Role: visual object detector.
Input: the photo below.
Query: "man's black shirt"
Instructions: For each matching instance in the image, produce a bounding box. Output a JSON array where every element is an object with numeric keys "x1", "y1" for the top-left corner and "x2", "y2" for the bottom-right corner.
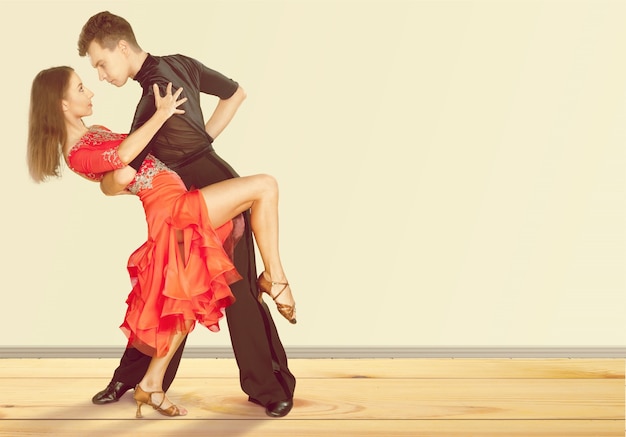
[{"x1": 129, "y1": 53, "x2": 239, "y2": 170}]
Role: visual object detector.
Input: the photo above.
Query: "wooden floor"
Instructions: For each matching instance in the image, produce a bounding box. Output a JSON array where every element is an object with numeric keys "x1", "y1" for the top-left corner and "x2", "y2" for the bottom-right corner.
[{"x1": 0, "y1": 358, "x2": 623, "y2": 436}]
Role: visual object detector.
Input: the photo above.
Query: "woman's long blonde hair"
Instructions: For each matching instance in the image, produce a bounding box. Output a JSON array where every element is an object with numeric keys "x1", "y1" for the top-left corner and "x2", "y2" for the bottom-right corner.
[{"x1": 27, "y1": 66, "x2": 73, "y2": 183}]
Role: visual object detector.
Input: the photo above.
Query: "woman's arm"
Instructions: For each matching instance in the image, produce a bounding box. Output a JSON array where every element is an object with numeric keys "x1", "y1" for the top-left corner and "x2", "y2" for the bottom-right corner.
[
  {"x1": 69, "y1": 84, "x2": 187, "y2": 176},
  {"x1": 97, "y1": 84, "x2": 186, "y2": 195}
]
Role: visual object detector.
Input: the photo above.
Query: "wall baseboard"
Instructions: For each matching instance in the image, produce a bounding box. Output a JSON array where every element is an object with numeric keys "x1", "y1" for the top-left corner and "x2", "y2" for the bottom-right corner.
[{"x1": 1, "y1": 346, "x2": 625, "y2": 359}]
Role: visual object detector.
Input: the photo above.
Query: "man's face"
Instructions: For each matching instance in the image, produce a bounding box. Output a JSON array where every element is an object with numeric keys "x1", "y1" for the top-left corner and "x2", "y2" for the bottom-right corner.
[{"x1": 86, "y1": 40, "x2": 131, "y2": 87}]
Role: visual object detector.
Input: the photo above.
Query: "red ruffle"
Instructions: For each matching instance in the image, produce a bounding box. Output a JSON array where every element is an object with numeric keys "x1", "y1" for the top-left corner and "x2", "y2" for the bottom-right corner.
[{"x1": 120, "y1": 173, "x2": 241, "y2": 357}]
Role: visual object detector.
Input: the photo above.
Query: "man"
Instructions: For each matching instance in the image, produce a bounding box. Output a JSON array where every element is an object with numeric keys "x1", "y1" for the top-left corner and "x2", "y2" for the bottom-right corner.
[{"x1": 77, "y1": 11, "x2": 295, "y2": 417}]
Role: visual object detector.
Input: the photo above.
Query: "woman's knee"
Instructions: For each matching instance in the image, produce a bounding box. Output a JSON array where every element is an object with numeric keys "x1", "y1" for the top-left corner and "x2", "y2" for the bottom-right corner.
[{"x1": 256, "y1": 173, "x2": 278, "y2": 196}]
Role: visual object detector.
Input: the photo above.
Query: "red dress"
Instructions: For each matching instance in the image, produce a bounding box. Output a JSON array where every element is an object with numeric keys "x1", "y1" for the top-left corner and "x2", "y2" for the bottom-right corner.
[{"x1": 67, "y1": 125, "x2": 241, "y2": 357}]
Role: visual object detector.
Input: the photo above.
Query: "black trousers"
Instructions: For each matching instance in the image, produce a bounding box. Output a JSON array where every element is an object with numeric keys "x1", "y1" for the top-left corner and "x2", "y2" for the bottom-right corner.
[{"x1": 112, "y1": 150, "x2": 295, "y2": 405}]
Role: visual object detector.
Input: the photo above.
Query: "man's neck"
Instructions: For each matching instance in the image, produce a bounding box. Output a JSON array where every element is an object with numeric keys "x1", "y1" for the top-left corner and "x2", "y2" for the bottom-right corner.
[{"x1": 129, "y1": 51, "x2": 149, "y2": 79}]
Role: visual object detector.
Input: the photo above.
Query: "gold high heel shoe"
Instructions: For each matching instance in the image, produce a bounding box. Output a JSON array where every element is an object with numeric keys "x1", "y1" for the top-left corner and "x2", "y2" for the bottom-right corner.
[
  {"x1": 257, "y1": 272, "x2": 297, "y2": 324},
  {"x1": 133, "y1": 385, "x2": 183, "y2": 418}
]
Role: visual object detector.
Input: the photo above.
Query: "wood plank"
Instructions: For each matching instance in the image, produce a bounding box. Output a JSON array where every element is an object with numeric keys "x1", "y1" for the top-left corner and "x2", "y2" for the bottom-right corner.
[
  {"x1": 0, "y1": 358, "x2": 622, "y2": 437},
  {"x1": 0, "y1": 419, "x2": 622, "y2": 437},
  {"x1": 0, "y1": 377, "x2": 621, "y2": 420},
  {"x1": 0, "y1": 358, "x2": 623, "y2": 379}
]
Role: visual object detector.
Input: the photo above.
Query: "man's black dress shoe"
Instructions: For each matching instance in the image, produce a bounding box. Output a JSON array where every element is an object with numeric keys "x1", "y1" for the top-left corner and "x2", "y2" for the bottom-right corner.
[
  {"x1": 249, "y1": 397, "x2": 293, "y2": 417},
  {"x1": 92, "y1": 381, "x2": 134, "y2": 405}
]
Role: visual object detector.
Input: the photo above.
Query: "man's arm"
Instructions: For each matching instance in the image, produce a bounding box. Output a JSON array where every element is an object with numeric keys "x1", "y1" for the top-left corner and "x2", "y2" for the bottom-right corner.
[
  {"x1": 100, "y1": 166, "x2": 137, "y2": 196},
  {"x1": 205, "y1": 86, "x2": 246, "y2": 140}
]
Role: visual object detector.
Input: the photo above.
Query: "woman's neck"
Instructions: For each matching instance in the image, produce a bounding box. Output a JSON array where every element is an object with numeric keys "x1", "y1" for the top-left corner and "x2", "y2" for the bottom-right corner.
[{"x1": 63, "y1": 118, "x2": 88, "y2": 154}]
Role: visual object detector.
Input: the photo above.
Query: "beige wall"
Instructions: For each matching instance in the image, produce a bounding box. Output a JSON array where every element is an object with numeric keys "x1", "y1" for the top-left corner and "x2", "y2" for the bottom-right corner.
[{"x1": 2, "y1": 0, "x2": 624, "y2": 348}]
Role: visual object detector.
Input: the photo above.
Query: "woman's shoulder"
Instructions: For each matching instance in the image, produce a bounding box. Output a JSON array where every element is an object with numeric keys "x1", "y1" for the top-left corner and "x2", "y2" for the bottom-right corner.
[
  {"x1": 64, "y1": 126, "x2": 105, "y2": 154},
  {"x1": 65, "y1": 126, "x2": 124, "y2": 160},
  {"x1": 88, "y1": 124, "x2": 112, "y2": 134},
  {"x1": 85, "y1": 125, "x2": 126, "y2": 143}
]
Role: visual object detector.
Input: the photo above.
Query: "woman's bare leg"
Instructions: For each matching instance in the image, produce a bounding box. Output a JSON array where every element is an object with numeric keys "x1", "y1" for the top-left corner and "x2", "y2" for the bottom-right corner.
[
  {"x1": 136, "y1": 331, "x2": 188, "y2": 415},
  {"x1": 198, "y1": 174, "x2": 295, "y2": 311},
  {"x1": 133, "y1": 174, "x2": 293, "y2": 417}
]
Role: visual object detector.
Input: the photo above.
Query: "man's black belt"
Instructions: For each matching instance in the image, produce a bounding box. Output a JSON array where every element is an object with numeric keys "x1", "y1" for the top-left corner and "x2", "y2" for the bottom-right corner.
[{"x1": 168, "y1": 145, "x2": 215, "y2": 171}]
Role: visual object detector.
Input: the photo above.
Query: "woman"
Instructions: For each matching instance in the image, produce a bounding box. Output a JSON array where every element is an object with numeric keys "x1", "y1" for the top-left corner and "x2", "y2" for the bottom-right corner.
[{"x1": 27, "y1": 66, "x2": 296, "y2": 418}]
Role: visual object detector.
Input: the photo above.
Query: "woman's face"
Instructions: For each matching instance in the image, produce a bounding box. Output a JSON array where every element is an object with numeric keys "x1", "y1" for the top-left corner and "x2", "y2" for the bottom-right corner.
[{"x1": 62, "y1": 71, "x2": 94, "y2": 120}]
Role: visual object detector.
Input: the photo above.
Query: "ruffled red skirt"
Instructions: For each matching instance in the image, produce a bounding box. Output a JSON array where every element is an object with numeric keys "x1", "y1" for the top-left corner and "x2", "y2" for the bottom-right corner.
[{"x1": 120, "y1": 172, "x2": 242, "y2": 357}]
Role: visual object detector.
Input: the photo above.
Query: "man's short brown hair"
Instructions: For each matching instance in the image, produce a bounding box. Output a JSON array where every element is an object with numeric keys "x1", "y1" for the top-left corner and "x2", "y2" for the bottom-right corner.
[{"x1": 77, "y1": 11, "x2": 140, "y2": 56}]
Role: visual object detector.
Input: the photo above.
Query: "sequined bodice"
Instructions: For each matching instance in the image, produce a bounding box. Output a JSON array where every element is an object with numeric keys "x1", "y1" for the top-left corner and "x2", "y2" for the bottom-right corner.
[
  {"x1": 126, "y1": 157, "x2": 173, "y2": 194},
  {"x1": 67, "y1": 125, "x2": 175, "y2": 194},
  {"x1": 66, "y1": 126, "x2": 126, "y2": 181}
]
